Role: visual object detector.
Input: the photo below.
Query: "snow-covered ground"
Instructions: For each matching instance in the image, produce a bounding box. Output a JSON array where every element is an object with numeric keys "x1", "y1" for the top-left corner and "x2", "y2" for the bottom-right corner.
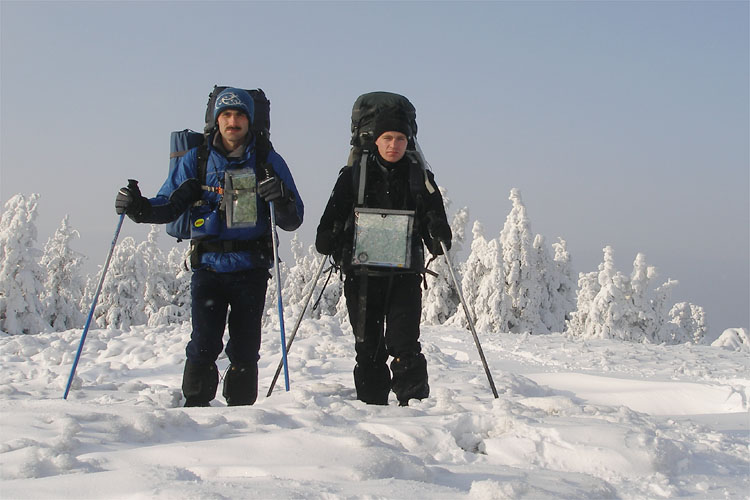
[{"x1": 1, "y1": 320, "x2": 747, "y2": 499}]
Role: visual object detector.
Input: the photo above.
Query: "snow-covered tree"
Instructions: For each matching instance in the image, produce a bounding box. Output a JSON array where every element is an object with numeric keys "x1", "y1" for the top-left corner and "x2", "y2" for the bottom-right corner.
[
  {"x1": 567, "y1": 247, "x2": 695, "y2": 344},
  {"x1": 549, "y1": 238, "x2": 577, "y2": 332},
  {"x1": 533, "y1": 234, "x2": 556, "y2": 332},
  {"x1": 94, "y1": 236, "x2": 148, "y2": 329},
  {"x1": 138, "y1": 226, "x2": 170, "y2": 320},
  {"x1": 148, "y1": 246, "x2": 191, "y2": 326},
  {"x1": 263, "y1": 248, "x2": 290, "y2": 330},
  {"x1": 422, "y1": 196, "x2": 467, "y2": 325},
  {"x1": 447, "y1": 189, "x2": 576, "y2": 334},
  {"x1": 0, "y1": 194, "x2": 49, "y2": 334},
  {"x1": 577, "y1": 246, "x2": 635, "y2": 340},
  {"x1": 334, "y1": 284, "x2": 349, "y2": 327},
  {"x1": 472, "y1": 237, "x2": 510, "y2": 333},
  {"x1": 282, "y1": 235, "x2": 322, "y2": 321},
  {"x1": 566, "y1": 269, "x2": 600, "y2": 336},
  {"x1": 446, "y1": 221, "x2": 490, "y2": 329},
  {"x1": 40, "y1": 215, "x2": 86, "y2": 330},
  {"x1": 647, "y1": 275, "x2": 679, "y2": 343},
  {"x1": 499, "y1": 189, "x2": 545, "y2": 333},
  {"x1": 313, "y1": 255, "x2": 343, "y2": 319},
  {"x1": 668, "y1": 302, "x2": 707, "y2": 345}
]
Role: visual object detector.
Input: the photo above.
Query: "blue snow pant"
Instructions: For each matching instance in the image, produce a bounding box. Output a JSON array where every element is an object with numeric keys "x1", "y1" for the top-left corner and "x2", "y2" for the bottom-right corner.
[{"x1": 344, "y1": 272, "x2": 429, "y2": 405}]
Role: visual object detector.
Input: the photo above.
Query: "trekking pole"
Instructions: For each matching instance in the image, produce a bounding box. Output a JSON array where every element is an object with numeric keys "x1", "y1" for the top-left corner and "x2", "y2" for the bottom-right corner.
[
  {"x1": 440, "y1": 240, "x2": 499, "y2": 398},
  {"x1": 267, "y1": 201, "x2": 290, "y2": 391},
  {"x1": 63, "y1": 213, "x2": 126, "y2": 399},
  {"x1": 267, "y1": 255, "x2": 327, "y2": 397}
]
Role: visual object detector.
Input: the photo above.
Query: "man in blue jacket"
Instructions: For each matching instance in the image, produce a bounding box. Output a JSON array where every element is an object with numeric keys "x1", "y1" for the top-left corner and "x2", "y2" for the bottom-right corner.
[{"x1": 115, "y1": 88, "x2": 304, "y2": 407}]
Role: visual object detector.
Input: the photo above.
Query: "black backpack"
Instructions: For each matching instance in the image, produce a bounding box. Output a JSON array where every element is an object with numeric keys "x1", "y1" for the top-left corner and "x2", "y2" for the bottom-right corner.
[
  {"x1": 166, "y1": 86, "x2": 273, "y2": 240},
  {"x1": 345, "y1": 92, "x2": 434, "y2": 208},
  {"x1": 347, "y1": 91, "x2": 418, "y2": 166}
]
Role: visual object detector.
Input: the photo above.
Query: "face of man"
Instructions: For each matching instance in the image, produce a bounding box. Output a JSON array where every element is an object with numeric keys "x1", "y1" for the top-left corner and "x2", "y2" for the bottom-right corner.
[
  {"x1": 217, "y1": 109, "x2": 250, "y2": 150},
  {"x1": 375, "y1": 131, "x2": 408, "y2": 163}
]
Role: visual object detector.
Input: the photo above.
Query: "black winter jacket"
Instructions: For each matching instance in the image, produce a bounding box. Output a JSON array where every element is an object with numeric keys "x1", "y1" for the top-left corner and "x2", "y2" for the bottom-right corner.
[{"x1": 316, "y1": 152, "x2": 451, "y2": 273}]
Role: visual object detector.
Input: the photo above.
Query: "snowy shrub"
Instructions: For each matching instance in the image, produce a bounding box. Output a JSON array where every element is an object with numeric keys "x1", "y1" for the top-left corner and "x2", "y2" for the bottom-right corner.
[
  {"x1": 711, "y1": 328, "x2": 749, "y2": 352},
  {"x1": 0, "y1": 194, "x2": 49, "y2": 335}
]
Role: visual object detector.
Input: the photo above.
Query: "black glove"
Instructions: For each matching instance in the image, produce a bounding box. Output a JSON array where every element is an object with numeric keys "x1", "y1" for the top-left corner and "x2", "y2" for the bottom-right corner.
[
  {"x1": 425, "y1": 212, "x2": 452, "y2": 255},
  {"x1": 169, "y1": 178, "x2": 203, "y2": 210},
  {"x1": 315, "y1": 221, "x2": 343, "y2": 256},
  {"x1": 258, "y1": 176, "x2": 291, "y2": 203},
  {"x1": 115, "y1": 179, "x2": 151, "y2": 220}
]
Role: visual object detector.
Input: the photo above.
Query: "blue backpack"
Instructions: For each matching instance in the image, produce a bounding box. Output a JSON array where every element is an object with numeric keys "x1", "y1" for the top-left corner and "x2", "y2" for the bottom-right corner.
[{"x1": 166, "y1": 86, "x2": 272, "y2": 241}]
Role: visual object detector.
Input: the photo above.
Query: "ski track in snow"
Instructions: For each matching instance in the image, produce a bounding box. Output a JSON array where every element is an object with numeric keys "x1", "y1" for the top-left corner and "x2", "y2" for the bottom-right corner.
[{"x1": 1, "y1": 320, "x2": 748, "y2": 499}]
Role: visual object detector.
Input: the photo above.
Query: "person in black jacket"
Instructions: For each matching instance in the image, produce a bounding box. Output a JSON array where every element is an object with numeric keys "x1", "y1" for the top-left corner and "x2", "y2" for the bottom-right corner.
[{"x1": 316, "y1": 110, "x2": 452, "y2": 406}]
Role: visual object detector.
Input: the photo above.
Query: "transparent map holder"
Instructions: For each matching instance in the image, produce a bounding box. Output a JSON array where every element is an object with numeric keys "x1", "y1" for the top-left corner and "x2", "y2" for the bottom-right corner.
[
  {"x1": 224, "y1": 168, "x2": 257, "y2": 228},
  {"x1": 352, "y1": 208, "x2": 415, "y2": 268}
]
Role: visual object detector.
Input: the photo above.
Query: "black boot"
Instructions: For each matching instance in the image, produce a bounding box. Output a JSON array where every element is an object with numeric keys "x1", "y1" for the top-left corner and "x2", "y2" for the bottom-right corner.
[
  {"x1": 391, "y1": 353, "x2": 429, "y2": 406},
  {"x1": 223, "y1": 362, "x2": 258, "y2": 406},
  {"x1": 354, "y1": 361, "x2": 391, "y2": 405},
  {"x1": 182, "y1": 360, "x2": 219, "y2": 407}
]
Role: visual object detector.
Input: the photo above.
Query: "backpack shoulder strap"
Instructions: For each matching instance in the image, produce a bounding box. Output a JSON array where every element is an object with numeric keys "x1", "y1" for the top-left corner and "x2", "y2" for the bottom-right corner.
[
  {"x1": 356, "y1": 153, "x2": 368, "y2": 206},
  {"x1": 254, "y1": 132, "x2": 274, "y2": 180},
  {"x1": 348, "y1": 150, "x2": 369, "y2": 207},
  {"x1": 352, "y1": 151, "x2": 434, "y2": 208},
  {"x1": 406, "y1": 151, "x2": 435, "y2": 196},
  {"x1": 196, "y1": 142, "x2": 209, "y2": 184}
]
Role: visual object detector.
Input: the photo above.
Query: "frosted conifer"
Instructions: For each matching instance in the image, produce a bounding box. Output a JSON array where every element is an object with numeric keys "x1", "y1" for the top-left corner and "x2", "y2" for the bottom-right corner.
[
  {"x1": 422, "y1": 193, "x2": 466, "y2": 325},
  {"x1": 0, "y1": 194, "x2": 48, "y2": 334},
  {"x1": 499, "y1": 189, "x2": 545, "y2": 333},
  {"x1": 669, "y1": 302, "x2": 707, "y2": 344},
  {"x1": 148, "y1": 246, "x2": 191, "y2": 326},
  {"x1": 446, "y1": 221, "x2": 489, "y2": 329},
  {"x1": 41, "y1": 215, "x2": 86, "y2": 330},
  {"x1": 550, "y1": 238, "x2": 576, "y2": 332},
  {"x1": 94, "y1": 236, "x2": 148, "y2": 329},
  {"x1": 139, "y1": 226, "x2": 169, "y2": 320}
]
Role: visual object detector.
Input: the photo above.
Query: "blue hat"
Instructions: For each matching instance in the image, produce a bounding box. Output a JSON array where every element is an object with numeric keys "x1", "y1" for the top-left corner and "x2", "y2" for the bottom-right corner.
[{"x1": 213, "y1": 88, "x2": 254, "y2": 125}]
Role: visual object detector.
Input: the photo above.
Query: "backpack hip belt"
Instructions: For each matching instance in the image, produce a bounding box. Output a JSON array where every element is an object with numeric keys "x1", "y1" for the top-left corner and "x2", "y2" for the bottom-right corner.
[{"x1": 188, "y1": 237, "x2": 272, "y2": 268}]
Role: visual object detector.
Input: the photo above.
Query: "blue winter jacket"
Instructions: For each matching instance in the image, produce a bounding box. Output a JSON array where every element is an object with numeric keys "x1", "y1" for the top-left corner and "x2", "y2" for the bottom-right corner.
[{"x1": 148, "y1": 135, "x2": 303, "y2": 273}]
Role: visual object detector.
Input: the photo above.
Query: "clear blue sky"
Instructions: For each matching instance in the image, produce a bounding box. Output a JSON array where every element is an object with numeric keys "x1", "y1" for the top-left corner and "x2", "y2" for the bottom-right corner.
[{"x1": 2, "y1": 1, "x2": 748, "y2": 333}]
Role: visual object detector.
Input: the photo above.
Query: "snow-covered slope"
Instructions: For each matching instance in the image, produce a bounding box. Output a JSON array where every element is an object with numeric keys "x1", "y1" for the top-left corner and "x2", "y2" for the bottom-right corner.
[{"x1": 1, "y1": 320, "x2": 747, "y2": 499}]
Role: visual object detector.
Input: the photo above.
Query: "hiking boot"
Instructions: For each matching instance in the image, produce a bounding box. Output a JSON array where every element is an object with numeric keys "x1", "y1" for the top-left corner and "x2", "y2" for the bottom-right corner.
[
  {"x1": 354, "y1": 361, "x2": 391, "y2": 405},
  {"x1": 223, "y1": 362, "x2": 258, "y2": 406},
  {"x1": 182, "y1": 360, "x2": 219, "y2": 407},
  {"x1": 391, "y1": 353, "x2": 429, "y2": 406}
]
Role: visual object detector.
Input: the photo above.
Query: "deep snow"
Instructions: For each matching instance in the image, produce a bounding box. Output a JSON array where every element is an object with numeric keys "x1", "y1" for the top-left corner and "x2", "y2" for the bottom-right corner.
[{"x1": 1, "y1": 319, "x2": 748, "y2": 499}]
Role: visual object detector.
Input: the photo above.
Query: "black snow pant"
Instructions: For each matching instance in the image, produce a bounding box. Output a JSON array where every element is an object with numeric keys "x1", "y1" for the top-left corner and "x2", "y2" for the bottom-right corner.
[
  {"x1": 182, "y1": 268, "x2": 269, "y2": 407},
  {"x1": 344, "y1": 272, "x2": 429, "y2": 406}
]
